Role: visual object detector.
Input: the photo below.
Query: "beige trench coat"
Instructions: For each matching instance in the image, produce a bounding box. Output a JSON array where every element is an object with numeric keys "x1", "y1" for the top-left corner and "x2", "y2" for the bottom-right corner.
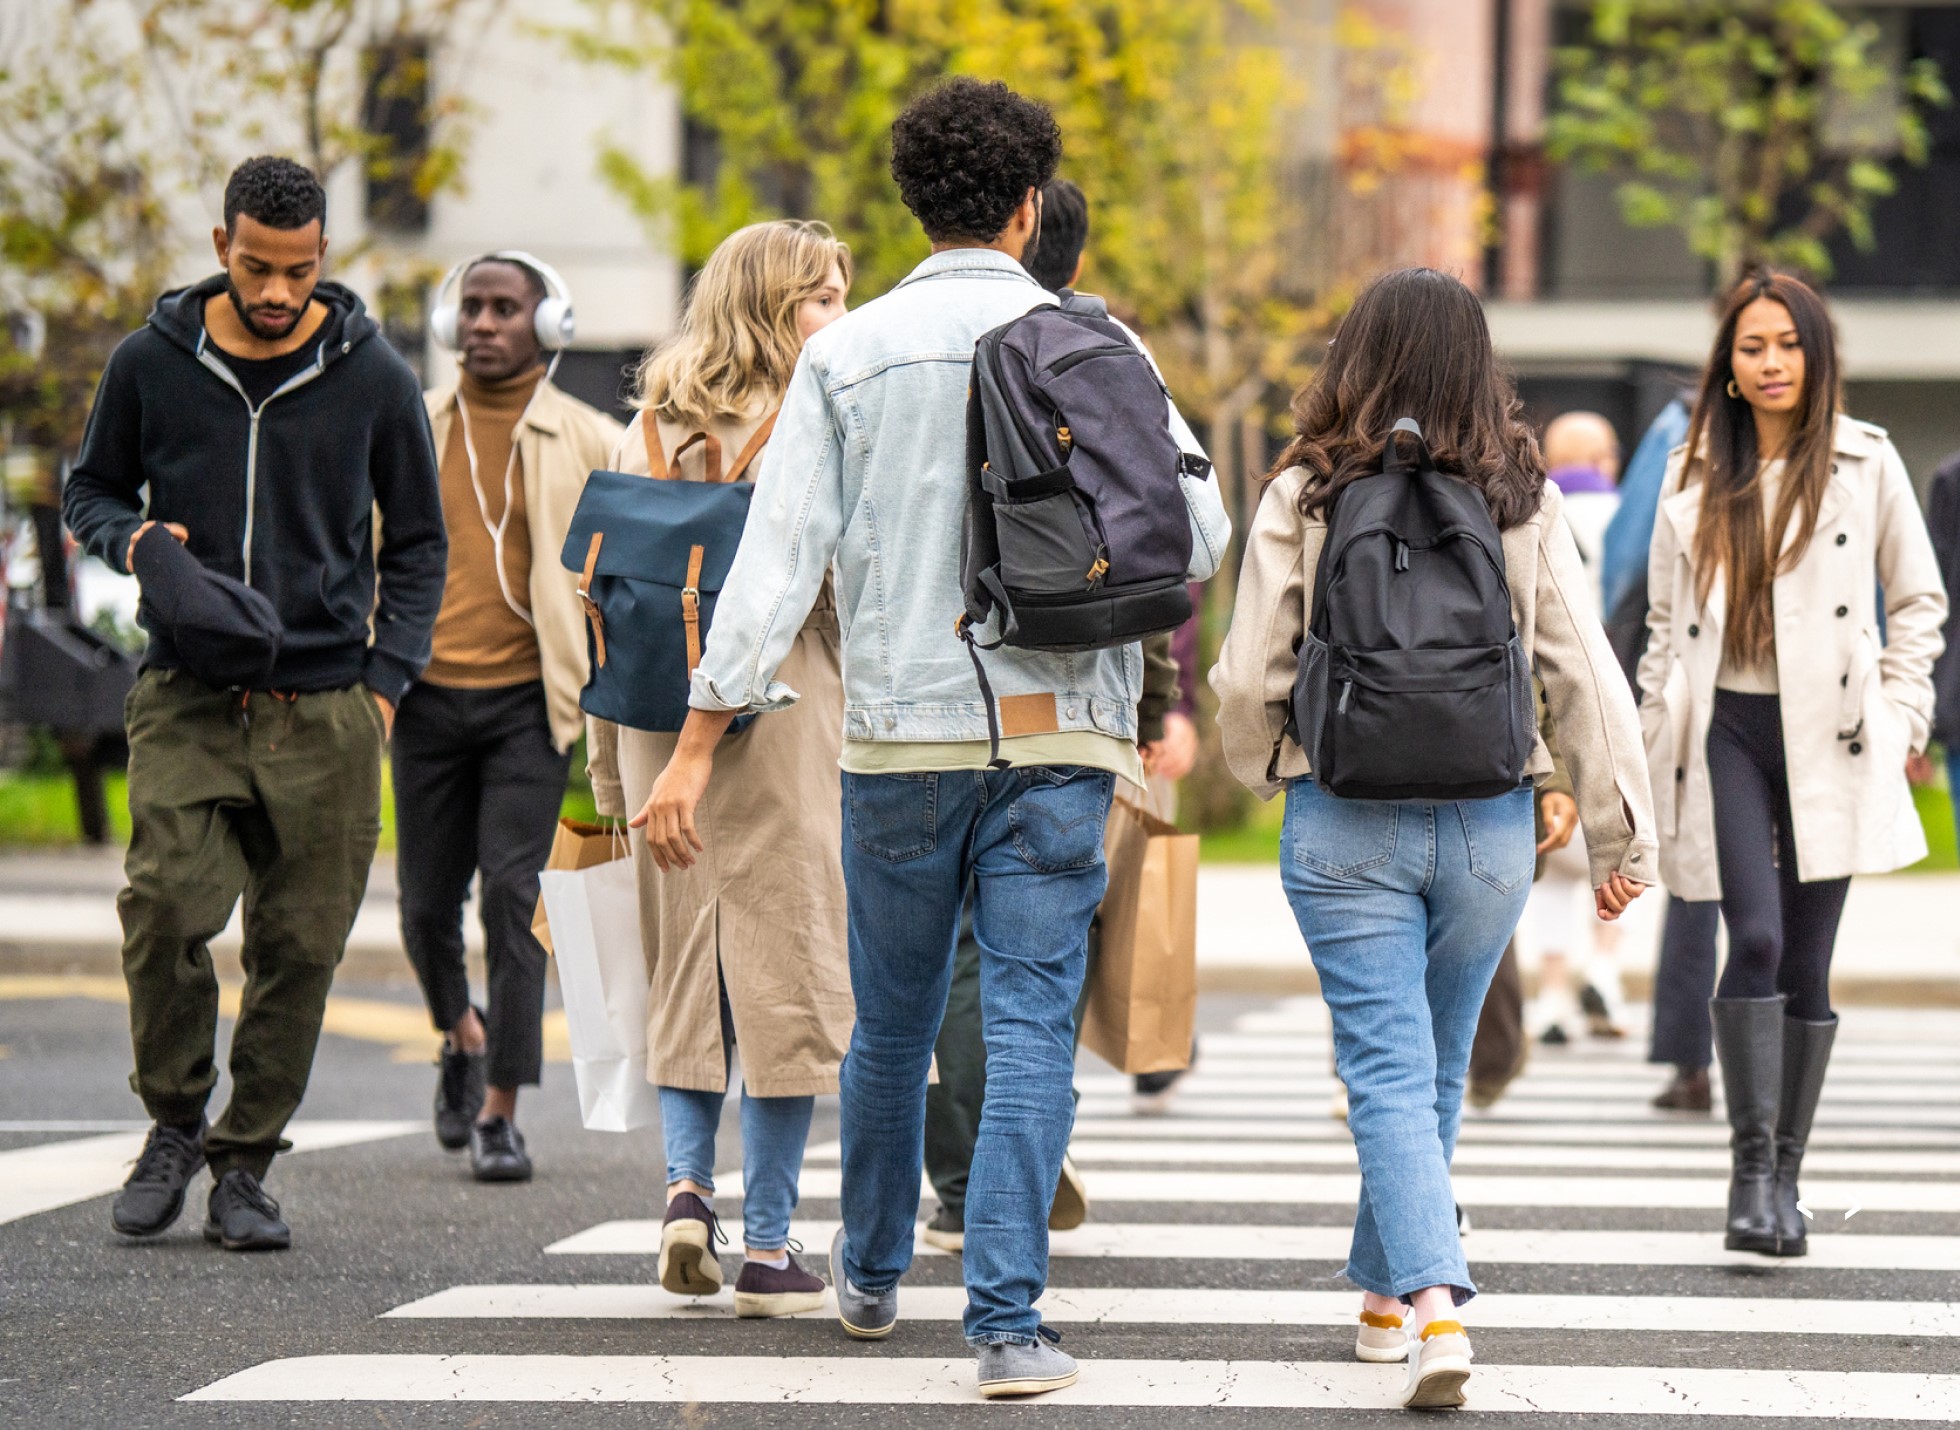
[
  {"x1": 586, "y1": 407, "x2": 852, "y2": 1097},
  {"x1": 423, "y1": 379, "x2": 623, "y2": 752},
  {"x1": 1637, "y1": 414, "x2": 1947, "y2": 901}
]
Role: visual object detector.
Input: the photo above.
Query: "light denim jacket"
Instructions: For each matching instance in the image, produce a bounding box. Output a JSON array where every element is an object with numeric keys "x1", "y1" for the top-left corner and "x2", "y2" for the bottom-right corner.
[{"x1": 690, "y1": 248, "x2": 1232, "y2": 744}]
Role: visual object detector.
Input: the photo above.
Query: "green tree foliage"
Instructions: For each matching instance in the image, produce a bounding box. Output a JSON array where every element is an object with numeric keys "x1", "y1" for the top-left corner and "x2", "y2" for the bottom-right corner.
[{"x1": 1547, "y1": 0, "x2": 1950, "y2": 286}]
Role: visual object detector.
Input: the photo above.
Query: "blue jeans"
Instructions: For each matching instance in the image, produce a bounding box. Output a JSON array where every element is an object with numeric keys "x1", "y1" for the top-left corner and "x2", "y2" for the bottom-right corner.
[
  {"x1": 837, "y1": 765, "x2": 1115, "y2": 1345},
  {"x1": 658, "y1": 983, "x2": 814, "y2": 1253},
  {"x1": 1280, "y1": 779, "x2": 1535, "y2": 1306}
]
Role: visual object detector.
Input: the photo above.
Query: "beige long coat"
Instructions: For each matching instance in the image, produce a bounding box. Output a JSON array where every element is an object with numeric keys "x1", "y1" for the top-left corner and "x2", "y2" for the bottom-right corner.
[
  {"x1": 1636, "y1": 414, "x2": 1947, "y2": 901},
  {"x1": 1213, "y1": 470, "x2": 1660, "y2": 889},
  {"x1": 586, "y1": 406, "x2": 852, "y2": 1097}
]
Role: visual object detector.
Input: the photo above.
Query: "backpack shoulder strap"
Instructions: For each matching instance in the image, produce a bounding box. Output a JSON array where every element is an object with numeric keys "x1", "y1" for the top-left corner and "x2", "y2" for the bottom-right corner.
[
  {"x1": 722, "y1": 410, "x2": 780, "y2": 485},
  {"x1": 1057, "y1": 288, "x2": 1109, "y2": 319},
  {"x1": 641, "y1": 407, "x2": 724, "y2": 483}
]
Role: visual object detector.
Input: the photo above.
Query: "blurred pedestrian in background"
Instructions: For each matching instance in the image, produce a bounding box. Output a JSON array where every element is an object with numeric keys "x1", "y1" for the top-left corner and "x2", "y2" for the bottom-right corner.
[
  {"x1": 1638, "y1": 270, "x2": 1945, "y2": 1257},
  {"x1": 593, "y1": 220, "x2": 857, "y2": 1318},
  {"x1": 1923, "y1": 446, "x2": 1960, "y2": 840},
  {"x1": 397, "y1": 251, "x2": 621, "y2": 1183},
  {"x1": 1529, "y1": 411, "x2": 1630, "y2": 1044},
  {"x1": 63, "y1": 156, "x2": 446, "y2": 1251},
  {"x1": 1216, "y1": 266, "x2": 1655, "y2": 1408}
]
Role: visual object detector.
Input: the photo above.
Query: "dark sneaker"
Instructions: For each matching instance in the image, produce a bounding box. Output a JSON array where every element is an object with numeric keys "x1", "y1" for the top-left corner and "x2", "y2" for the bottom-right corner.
[
  {"x1": 922, "y1": 1204, "x2": 964, "y2": 1253},
  {"x1": 1049, "y1": 1153, "x2": 1088, "y2": 1231},
  {"x1": 829, "y1": 1226, "x2": 897, "y2": 1339},
  {"x1": 977, "y1": 1325, "x2": 1077, "y2": 1398},
  {"x1": 733, "y1": 1251, "x2": 826, "y2": 1318},
  {"x1": 434, "y1": 1035, "x2": 486, "y2": 1151},
  {"x1": 468, "y1": 1117, "x2": 532, "y2": 1183},
  {"x1": 111, "y1": 1119, "x2": 207, "y2": 1238},
  {"x1": 659, "y1": 1191, "x2": 725, "y2": 1296},
  {"x1": 1131, "y1": 1036, "x2": 1199, "y2": 1114},
  {"x1": 203, "y1": 1168, "x2": 290, "y2": 1251}
]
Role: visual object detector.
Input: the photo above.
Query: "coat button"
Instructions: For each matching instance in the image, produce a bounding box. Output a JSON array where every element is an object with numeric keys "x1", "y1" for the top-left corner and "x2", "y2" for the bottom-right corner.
[
  {"x1": 1836, "y1": 606, "x2": 1849, "y2": 617},
  {"x1": 1836, "y1": 533, "x2": 1848, "y2": 546},
  {"x1": 1675, "y1": 767, "x2": 1685, "y2": 781},
  {"x1": 1687, "y1": 624, "x2": 1700, "y2": 638},
  {"x1": 1832, "y1": 463, "x2": 1840, "y2": 474},
  {"x1": 1849, "y1": 742, "x2": 1863, "y2": 755}
]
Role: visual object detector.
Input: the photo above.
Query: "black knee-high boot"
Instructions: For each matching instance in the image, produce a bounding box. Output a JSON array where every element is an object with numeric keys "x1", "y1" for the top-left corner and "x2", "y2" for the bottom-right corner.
[
  {"x1": 1710, "y1": 996, "x2": 1785, "y2": 1255},
  {"x1": 1770, "y1": 1014, "x2": 1837, "y2": 1256}
]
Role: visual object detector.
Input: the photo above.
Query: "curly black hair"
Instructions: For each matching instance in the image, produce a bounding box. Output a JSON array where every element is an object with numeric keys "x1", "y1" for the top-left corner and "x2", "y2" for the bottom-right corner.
[
  {"x1": 1024, "y1": 179, "x2": 1089, "y2": 292},
  {"x1": 889, "y1": 79, "x2": 1062, "y2": 243},
  {"x1": 223, "y1": 156, "x2": 327, "y2": 235}
]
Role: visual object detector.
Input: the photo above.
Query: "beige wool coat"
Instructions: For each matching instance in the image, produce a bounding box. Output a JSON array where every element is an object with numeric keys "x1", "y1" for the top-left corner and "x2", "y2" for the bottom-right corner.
[
  {"x1": 1636, "y1": 414, "x2": 1947, "y2": 901},
  {"x1": 586, "y1": 406, "x2": 852, "y2": 1097},
  {"x1": 1213, "y1": 468, "x2": 1660, "y2": 889},
  {"x1": 423, "y1": 379, "x2": 623, "y2": 752}
]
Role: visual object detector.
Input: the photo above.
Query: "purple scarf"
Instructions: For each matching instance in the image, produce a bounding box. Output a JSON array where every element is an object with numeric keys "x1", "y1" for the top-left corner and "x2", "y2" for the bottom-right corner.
[{"x1": 1547, "y1": 464, "x2": 1618, "y2": 495}]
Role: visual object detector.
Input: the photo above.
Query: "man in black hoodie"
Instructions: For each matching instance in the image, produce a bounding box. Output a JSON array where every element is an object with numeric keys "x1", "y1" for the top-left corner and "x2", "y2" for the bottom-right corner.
[{"x1": 63, "y1": 156, "x2": 446, "y2": 1251}]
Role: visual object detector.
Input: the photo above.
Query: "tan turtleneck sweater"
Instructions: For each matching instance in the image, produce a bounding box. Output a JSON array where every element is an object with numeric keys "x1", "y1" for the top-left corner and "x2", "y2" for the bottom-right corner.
[{"x1": 424, "y1": 366, "x2": 544, "y2": 688}]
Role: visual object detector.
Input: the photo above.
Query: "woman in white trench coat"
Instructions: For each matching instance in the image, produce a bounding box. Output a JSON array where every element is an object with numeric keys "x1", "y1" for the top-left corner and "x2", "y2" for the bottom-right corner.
[{"x1": 1638, "y1": 270, "x2": 1946, "y2": 1259}]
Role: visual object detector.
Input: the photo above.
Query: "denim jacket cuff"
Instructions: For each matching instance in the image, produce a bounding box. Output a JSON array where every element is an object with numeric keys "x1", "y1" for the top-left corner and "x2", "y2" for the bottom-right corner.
[{"x1": 689, "y1": 670, "x2": 801, "y2": 714}]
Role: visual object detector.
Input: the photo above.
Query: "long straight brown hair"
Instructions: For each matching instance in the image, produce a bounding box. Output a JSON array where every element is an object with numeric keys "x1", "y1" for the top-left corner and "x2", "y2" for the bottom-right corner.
[
  {"x1": 1273, "y1": 267, "x2": 1545, "y2": 529},
  {"x1": 1685, "y1": 271, "x2": 1840, "y2": 670}
]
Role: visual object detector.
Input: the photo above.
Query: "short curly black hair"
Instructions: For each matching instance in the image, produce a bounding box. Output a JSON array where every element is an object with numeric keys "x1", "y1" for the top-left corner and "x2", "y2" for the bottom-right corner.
[
  {"x1": 223, "y1": 156, "x2": 327, "y2": 235},
  {"x1": 889, "y1": 79, "x2": 1062, "y2": 244}
]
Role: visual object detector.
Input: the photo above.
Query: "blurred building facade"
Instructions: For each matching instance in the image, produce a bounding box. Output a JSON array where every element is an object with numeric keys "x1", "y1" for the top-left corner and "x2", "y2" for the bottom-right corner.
[{"x1": 1339, "y1": 0, "x2": 1960, "y2": 481}]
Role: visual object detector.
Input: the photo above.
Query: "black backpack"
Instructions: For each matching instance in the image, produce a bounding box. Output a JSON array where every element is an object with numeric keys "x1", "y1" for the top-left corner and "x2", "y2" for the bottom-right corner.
[
  {"x1": 1288, "y1": 418, "x2": 1533, "y2": 800},
  {"x1": 959, "y1": 291, "x2": 1203, "y2": 652}
]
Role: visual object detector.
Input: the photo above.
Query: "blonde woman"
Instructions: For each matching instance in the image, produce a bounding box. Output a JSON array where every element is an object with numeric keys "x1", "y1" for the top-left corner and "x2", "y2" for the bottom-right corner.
[{"x1": 588, "y1": 220, "x2": 854, "y2": 1317}]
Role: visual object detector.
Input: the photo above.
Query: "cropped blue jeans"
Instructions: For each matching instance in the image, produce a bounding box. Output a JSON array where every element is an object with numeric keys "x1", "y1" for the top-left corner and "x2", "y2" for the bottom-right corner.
[{"x1": 1280, "y1": 778, "x2": 1536, "y2": 1305}]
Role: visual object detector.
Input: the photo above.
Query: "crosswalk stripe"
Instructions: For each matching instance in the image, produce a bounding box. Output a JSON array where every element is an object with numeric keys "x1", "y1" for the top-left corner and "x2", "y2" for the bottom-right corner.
[
  {"x1": 0, "y1": 1120, "x2": 422, "y2": 1226},
  {"x1": 1069, "y1": 1116, "x2": 1960, "y2": 1148},
  {"x1": 1107, "y1": 1058, "x2": 1960, "y2": 1084},
  {"x1": 1081, "y1": 1076, "x2": 1940, "y2": 1103},
  {"x1": 380, "y1": 1284, "x2": 1960, "y2": 1336},
  {"x1": 803, "y1": 1137, "x2": 1960, "y2": 1175},
  {"x1": 1075, "y1": 1095, "x2": 1960, "y2": 1128},
  {"x1": 1186, "y1": 1034, "x2": 1960, "y2": 1066},
  {"x1": 714, "y1": 1165, "x2": 1960, "y2": 1211},
  {"x1": 179, "y1": 1354, "x2": 1960, "y2": 1416},
  {"x1": 544, "y1": 1219, "x2": 1960, "y2": 1271}
]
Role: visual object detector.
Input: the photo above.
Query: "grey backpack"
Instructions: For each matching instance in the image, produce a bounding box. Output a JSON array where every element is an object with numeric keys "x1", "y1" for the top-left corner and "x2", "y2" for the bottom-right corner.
[{"x1": 957, "y1": 292, "x2": 1203, "y2": 753}]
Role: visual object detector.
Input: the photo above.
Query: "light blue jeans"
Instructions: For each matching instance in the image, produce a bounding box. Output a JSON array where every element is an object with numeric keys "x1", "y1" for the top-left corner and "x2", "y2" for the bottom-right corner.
[
  {"x1": 658, "y1": 981, "x2": 814, "y2": 1253},
  {"x1": 836, "y1": 765, "x2": 1115, "y2": 1346},
  {"x1": 1280, "y1": 778, "x2": 1536, "y2": 1305}
]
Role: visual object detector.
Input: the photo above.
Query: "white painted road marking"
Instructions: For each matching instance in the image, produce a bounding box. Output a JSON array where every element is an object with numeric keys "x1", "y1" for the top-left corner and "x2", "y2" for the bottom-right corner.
[{"x1": 181, "y1": 1355, "x2": 1960, "y2": 1416}]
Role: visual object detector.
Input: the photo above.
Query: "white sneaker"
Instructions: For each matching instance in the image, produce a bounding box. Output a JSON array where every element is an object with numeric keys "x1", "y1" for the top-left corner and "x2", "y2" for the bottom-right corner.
[
  {"x1": 1400, "y1": 1320, "x2": 1473, "y2": 1409},
  {"x1": 1355, "y1": 1309, "x2": 1406, "y2": 1363}
]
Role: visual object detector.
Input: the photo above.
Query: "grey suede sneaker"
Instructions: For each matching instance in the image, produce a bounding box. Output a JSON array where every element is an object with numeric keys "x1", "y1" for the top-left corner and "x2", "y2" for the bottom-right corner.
[
  {"x1": 828, "y1": 1226, "x2": 897, "y2": 1339},
  {"x1": 977, "y1": 1326, "x2": 1077, "y2": 1399}
]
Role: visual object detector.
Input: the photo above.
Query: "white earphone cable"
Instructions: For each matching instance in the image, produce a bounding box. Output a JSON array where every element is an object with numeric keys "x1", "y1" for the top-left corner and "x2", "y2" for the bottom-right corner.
[{"x1": 451, "y1": 352, "x2": 560, "y2": 630}]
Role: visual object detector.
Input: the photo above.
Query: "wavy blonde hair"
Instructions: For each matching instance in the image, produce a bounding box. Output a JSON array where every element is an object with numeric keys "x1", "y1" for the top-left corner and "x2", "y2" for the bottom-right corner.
[{"x1": 636, "y1": 219, "x2": 853, "y2": 425}]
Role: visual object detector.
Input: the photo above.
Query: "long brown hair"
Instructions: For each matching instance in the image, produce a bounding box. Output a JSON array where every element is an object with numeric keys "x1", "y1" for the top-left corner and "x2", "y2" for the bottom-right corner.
[
  {"x1": 1684, "y1": 271, "x2": 1840, "y2": 671},
  {"x1": 1274, "y1": 267, "x2": 1545, "y2": 529}
]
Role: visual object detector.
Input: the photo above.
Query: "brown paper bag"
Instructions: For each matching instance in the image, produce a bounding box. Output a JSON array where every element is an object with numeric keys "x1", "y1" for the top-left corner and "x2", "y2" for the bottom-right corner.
[
  {"x1": 1080, "y1": 795, "x2": 1199, "y2": 1074},
  {"x1": 532, "y1": 818, "x2": 629, "y2": 956}
]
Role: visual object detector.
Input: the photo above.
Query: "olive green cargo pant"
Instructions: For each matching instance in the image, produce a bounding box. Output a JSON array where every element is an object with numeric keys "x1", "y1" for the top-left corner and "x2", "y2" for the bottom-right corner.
[{"x1": 118, "y1": 670, "x2": 383, "y2": 1179}]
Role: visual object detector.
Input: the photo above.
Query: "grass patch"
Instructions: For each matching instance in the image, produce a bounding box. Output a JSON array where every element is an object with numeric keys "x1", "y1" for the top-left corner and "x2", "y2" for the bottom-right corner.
[{"x1": 0, "y1": 752, "x2": 600, "y2": 851}]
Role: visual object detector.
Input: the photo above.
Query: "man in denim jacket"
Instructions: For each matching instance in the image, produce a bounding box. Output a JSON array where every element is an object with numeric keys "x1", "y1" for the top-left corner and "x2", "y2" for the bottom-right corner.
[{"x1": 636, "y1": 80, "x2": 1229, "y2": 1397}]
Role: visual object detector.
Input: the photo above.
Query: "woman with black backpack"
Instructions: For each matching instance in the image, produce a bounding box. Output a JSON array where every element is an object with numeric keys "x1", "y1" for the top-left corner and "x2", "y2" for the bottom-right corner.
[
  {"x1": 1638, "y1": 271, "x2": 1944, "y2": 1259},
  {"x1": 1214, "y1": 267, "x2": 1657, "y2": 1409},
  {"x1": 587, "y1": 220, "x2": 856, "y2": 1318}
]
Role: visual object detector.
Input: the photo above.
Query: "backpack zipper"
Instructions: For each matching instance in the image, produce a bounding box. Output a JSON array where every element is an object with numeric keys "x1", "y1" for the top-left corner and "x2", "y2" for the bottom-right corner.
[
  {"x1": 1394, "y1": 540, "x2": 1410, "y2": 572},
  {"x1": 1338, "y1": 680, "x2": 1354, "y2": 715}
]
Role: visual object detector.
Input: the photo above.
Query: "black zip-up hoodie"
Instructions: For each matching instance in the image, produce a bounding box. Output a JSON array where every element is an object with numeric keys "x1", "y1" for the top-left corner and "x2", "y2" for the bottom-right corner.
[{"x1": 62, "y1": 276, "x2": 446, "y2": 702}]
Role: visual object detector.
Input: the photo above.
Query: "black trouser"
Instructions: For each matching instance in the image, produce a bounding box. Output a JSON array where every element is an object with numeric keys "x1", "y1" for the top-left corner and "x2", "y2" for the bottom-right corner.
[
  {"x1": 1707, "y1": 691, "x2": 1848, "y2": 1023},
  {"x1": 1647, "y1": 895, "x2": 1723, "y2": 1069},
  {"x1": 392, "y1": 680, "x2": 568, "y2": 1089}
]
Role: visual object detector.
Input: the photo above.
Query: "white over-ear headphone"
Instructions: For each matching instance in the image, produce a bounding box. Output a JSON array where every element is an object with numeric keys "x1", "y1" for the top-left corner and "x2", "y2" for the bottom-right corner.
[{"x1": 429, "y1": 250, "x2": 576, "y2": 351}]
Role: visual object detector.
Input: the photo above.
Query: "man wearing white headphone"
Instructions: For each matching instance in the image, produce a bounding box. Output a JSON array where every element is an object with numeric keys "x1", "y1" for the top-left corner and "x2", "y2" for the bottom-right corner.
[{"x1": 396, "y1": 251, "x2": 622, "y2": 1181}]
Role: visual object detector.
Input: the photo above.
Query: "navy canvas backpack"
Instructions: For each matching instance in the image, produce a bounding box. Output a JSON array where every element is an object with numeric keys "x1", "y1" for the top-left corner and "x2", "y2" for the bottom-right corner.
[
  {"x1": 1288, "y1": 418, "x2": 1533, "y2": 801},
  {"x1": 562, "y1": 412, "x2": 775, "y2": 733}
]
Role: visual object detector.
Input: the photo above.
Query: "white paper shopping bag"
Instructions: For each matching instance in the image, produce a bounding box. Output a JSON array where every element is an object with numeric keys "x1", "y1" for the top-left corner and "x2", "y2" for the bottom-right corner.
[{"x1": 540, "y1": 842, "x2": 660, "y2": 1132}]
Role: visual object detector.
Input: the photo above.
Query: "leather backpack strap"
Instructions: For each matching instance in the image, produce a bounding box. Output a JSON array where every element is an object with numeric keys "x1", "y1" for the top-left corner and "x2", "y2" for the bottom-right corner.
[
  {"x1": 641, "y1": 409, "x2": 669, "y2": 480},
  {"x1": 721, "y1": 410, "x2": 781, "y2": 484},
  {"x1": 577, "y1": 532, "x2": 608, "y2": 668},
  {"x1": 671, "y1": 431, "x2": 724, "y2": 485},
  {"x1": 681, "y1": 543, "x2": 707, "y2": 674}
]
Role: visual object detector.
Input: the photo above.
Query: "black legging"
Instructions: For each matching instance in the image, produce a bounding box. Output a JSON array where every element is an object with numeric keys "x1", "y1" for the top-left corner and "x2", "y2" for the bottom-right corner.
[{"x1": 1707, "y1": 690, "x2": 1847, "y2": 1021}]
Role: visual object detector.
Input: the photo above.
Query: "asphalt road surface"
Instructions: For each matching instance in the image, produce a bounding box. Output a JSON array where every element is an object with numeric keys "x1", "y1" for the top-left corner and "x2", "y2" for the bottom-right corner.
[{"x1": 4, "y1": 972, "x2": 1959, "y2": 1428}]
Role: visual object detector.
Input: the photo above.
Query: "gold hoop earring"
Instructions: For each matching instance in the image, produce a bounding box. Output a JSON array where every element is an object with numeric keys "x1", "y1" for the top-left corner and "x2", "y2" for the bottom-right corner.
[{"x1": 1726, "y1": 379, "x2": 1741, "y2": 399}]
